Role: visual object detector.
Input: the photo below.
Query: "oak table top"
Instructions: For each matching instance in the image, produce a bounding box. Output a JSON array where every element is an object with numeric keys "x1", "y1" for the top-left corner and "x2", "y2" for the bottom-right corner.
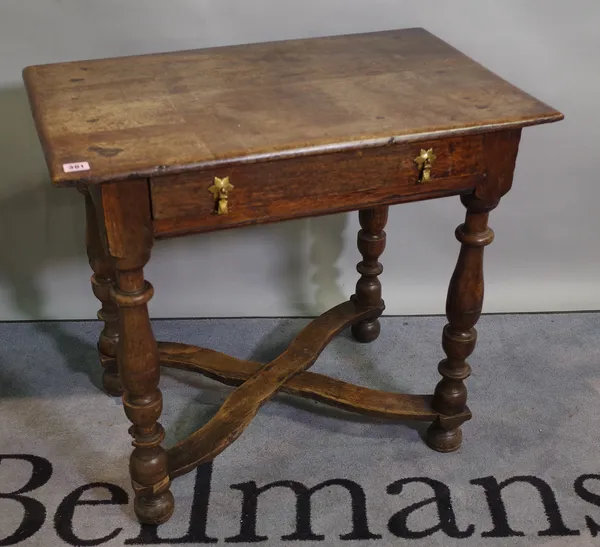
[{"x1": 23, "y1": 27, "x2": 561, "y2": 187}]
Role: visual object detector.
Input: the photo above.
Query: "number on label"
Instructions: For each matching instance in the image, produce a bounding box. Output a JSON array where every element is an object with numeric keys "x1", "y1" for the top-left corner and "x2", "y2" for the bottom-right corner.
[{"x1": 63, "y1": 161, "x2": 90, "y2": 173}]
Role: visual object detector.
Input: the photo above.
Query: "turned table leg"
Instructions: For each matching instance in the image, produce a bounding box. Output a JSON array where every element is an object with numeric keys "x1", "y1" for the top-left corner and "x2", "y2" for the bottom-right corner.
[
  {"x1": 426, "y1": 193, "x2": 497, "y2": 452},
  {"x1": 92, "y1": 181, "x2": 174, "y2": 524},
  {"x1": 83, "y1": 189, "x2": 122, "y2": 396},
  {"x1": 351, "y1": 206, "x2": 388, "y2": 343},
  {"x1": 113, "y1": 258, "x2": 173, "y2": 523}
]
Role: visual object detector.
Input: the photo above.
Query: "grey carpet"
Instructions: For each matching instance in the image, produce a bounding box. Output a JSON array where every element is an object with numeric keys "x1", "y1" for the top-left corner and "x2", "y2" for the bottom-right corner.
[{"x1": 1, "y1": 313, "x2": 600, "y2": 546}]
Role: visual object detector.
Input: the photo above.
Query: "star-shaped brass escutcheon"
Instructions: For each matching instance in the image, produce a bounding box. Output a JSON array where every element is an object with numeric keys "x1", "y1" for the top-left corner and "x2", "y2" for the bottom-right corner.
[
  {"x1": 208, "y1": 176, "x2": 234, "y2": 215},
  {"x1": 414, "y1": 148, "x2": 437, "y2": 183}
]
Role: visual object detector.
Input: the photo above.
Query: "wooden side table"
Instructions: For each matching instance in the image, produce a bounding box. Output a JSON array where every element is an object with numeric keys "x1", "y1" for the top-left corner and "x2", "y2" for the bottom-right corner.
[{"x1": 23, "y1": 28, "x2": 563, "y2": 524}]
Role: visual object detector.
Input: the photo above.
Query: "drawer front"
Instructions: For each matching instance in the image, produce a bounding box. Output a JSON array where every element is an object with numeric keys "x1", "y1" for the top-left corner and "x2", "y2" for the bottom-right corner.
[{"x1": 151, "y1": 135, "x2": 484, "y2": 237}]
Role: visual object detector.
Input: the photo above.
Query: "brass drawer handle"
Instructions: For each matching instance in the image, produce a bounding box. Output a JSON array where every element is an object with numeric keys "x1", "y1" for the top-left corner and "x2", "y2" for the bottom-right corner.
[
  {"x1": 208, "y1": 176, "x2": 234, "y2": 215},
  {"x1": 414, "y1": 148, "x2": 436, "y2": 183}
]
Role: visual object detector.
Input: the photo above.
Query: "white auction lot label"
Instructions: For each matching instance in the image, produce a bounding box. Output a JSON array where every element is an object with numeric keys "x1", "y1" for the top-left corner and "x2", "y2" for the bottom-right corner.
[{"x1": 62, "y1": 161, "x2": 90, "y2": 173}]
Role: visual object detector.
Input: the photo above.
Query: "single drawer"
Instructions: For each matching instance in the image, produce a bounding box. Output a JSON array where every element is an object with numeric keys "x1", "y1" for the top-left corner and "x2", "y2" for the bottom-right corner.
[{"x1": 151, "y1": 134, "x2": 485, "y2": 237}]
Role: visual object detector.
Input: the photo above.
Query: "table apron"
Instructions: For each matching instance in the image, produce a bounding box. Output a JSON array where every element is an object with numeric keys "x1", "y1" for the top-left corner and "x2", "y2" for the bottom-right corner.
[{"x1": 150, "y1": 134, "x2": 486, "y2": 238}]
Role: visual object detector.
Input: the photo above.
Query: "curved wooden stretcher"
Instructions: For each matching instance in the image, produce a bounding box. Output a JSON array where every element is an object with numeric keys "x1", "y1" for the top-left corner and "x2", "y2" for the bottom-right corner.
[{"x1": 158, "y1": 300, "x2": 471, "y2": 480}]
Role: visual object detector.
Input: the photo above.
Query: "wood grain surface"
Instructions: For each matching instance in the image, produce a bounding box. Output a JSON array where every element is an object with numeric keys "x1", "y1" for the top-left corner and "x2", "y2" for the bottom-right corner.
[
  {"x1": 23, "y1": 28, "x2": 562, "y2": 187},
  {"x1": 92, "y1": 180, "x2": 174, "y2": 523},
  {"x1": 151, "y1": 134, "x2": 483, "y2": 236},
  {"x1": 165, "y1": 299, "x2": 382, "y2": 479},
  {"x1": 157, "y1": 342, "x2": 453, "y2": 422}
]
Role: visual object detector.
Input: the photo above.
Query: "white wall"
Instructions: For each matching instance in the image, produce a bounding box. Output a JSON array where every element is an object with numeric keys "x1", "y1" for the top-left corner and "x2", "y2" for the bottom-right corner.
[{"x1": 0, "y1": 0, "x2": 598, "y2": 320}]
